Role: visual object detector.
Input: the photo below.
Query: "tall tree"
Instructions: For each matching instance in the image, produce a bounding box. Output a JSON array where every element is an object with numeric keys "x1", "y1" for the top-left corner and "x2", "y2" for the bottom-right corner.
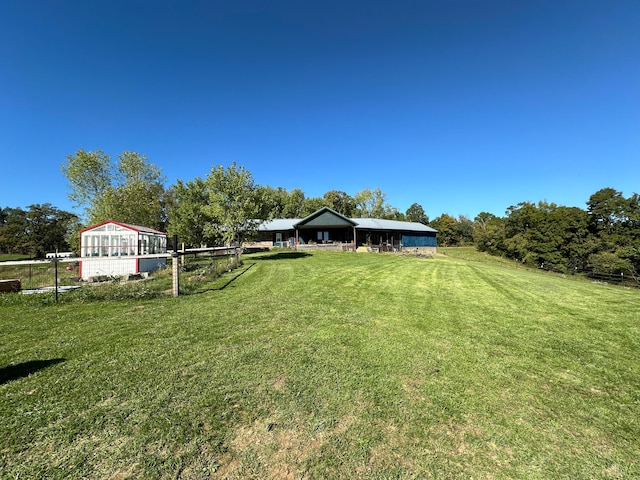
[
  {"x1": 382, "y1": 206, "x2": 405, "y2": 221},
  {"x1": 323, "y1": 190, "x2": 356, "y2": 217},
  {"x1": 62, "y1": 149, "x2": 167, "y2": 229},
  {"x1": 473, "y1": 212, "x2": 505, "y2": 254},
  {"x1": 168, "y1": 177, "x2": 213, "y2": 247},
  {"x1": 456, "y1": 215, "x2": 474, "y2": 244},
  {"x1": 587, "y1": 188, "x2": 640, "y2": 272},
  {"x1": 587, "y1": 188, "x2": 627, "y2": 235},
  {"x1": 202, "y1": 163, "x2": 262, "y2": 246},
  {"x1": 354, "y1": 188, "x2": 388, "y2": 218},
  {"x1": 405, "y1": 203, "x2": 429, "y2": 224},
  {"x1": 256, "y1": 185, "x2": 288, "y2": 219},
  {"x1": 282, "y1": 188, "x2": 306, "y2": 218},
  {"x1": 25, "y1": 204, "x2": 80, "y2": 257},
  {"x1": 61, "y1": 149, "x2": 112, "y2": 214},
  {"x1": 301, "y1": 197, "x2": 327, "y2": 217},
  {"x1": 430, "y1": 214, "x2": 459, "y2": 247},
  {"x1": 0, "y1": 204, "x2": 79, "y2": 257},
  {"x1": 0, "y1": 207, "x2": 29, "y2": 254}
]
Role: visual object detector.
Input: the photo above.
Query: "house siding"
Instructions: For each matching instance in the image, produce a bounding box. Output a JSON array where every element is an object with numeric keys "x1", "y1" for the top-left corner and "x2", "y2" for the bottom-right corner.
[{"x1": 402, "y1": 232, "x2": 437, "y2": 247}]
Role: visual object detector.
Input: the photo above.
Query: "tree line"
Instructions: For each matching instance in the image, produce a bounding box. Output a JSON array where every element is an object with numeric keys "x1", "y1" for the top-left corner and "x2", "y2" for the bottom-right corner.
[
  {"x1": 0, "y1": 204, "x2": 81, "y2": 257},
  {"x1": 0, "y1": 150, "x2": 430, "y2": 256},
  {"x1": 2, "y1": 149, "x2": 638, "y2": 277},
  {"x1": 472, "y1": 189, "x2": 640, "y2": 275}
]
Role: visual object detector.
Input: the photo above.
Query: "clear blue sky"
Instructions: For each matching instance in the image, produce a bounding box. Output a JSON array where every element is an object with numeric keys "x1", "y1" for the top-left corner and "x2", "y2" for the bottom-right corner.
[{"x1": 1, "y1": 0, "x2": 638, "y2": 221}]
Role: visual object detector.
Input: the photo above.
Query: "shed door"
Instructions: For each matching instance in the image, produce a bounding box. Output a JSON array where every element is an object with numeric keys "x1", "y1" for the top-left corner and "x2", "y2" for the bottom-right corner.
[{"x1": 275, "y1": 232, "x2": 282, "y2": 244}]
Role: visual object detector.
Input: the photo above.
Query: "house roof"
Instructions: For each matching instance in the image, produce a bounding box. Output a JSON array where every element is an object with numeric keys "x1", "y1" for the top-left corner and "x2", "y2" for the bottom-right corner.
[
  {"x1": 257, "y1": 208, "x2": 437, "y2": 233},
  {"x1": 258, "y1": 218, "x2": 300, "y2": 231},
  {"x1": 293, "y1": 207, "x2": 357, "y2": 229},
  {"x1": 80, "y1": 220, "x2": 167, "y2": 235},
  {"x1": 351, "y1": 218, "x2": 437, "y2": 233}
]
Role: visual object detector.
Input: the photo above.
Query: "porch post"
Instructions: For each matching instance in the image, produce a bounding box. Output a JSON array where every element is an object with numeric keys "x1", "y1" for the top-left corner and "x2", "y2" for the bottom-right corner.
[{"x1": 295, "y1": 228, "x2": 299, "y2": 250}]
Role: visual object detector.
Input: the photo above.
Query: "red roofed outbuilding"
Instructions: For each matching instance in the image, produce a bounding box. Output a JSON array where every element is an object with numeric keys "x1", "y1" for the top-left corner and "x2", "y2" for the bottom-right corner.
[{"x1": 79, "y1": 220, "x2": 167, "y2": 280}]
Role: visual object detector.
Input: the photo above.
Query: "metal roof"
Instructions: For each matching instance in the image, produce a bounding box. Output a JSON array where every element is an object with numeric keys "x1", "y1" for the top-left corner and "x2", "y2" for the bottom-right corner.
[
  {"x1": 293, "y1": 207, "x2": 357, "y2": 228},
  {"x1": 351, "y1": 218, "x2": 437, "y2": 233},
  {"x1": 257, "y1": 214, "x2": 437, "y2": 233},
  {"x1": 80, "y1": 220, "x2": 167, "y2": 235},
  {"x1": 257, "y1": 218, "x2": 299, "y2": 231}
]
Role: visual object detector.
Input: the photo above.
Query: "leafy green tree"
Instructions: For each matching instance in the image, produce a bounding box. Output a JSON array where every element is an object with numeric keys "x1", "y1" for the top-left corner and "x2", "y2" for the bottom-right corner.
[
  {"x1": 475, "y1": 188, "x2": 640, "y2": 273},
  {"x1": 473, "y1": 213, "x2": 505, "y2": 255},
  {"x1": 0, "y1": 204, "x2": 79, "y2": 257},
  {"x1": 548, "y1": 206, "x2": 591, "y2": 271},
  {"x1": 256, "y1": 186, "x2": 288, "y2": 219},
  {"x1": 382, "y1": 207, "x2": 405, "y2": 221},
  {"x1": 354, "y1": 188, "x2": 388, "y2": 218},
  {"x1": 301, "y1": 197, "x2": 327, "y2": 217},
  {"x1": 588, "y1": 252, "x2": 634, "y2": 275},
  {"x1": 61, "y1": 149, "x2": 112, "y2": 215},
  {"x1": 62, "y1": 149, "x2": 167, "y2": 229},
  {"x1": 168, "y1": 177, "x2": 213, "y2": 247},
  {"x1": 586, "y1": 188, "x2": 640, "y2": 272},
  {"x1": 501, "y1": 201, "x2": 592, "y2": 272},
  {"x1": 587, "y1": 188, "x2": 628, "y2": 235},
  {"x1": 282, "y1": 188, "x2": 306, "y2": 218},
  {"x1": 405, "y1": 203, "x2": 429, "y2": 224},
  {"x1": 25, "y1": 204, "x2": 80, "y2": 257},
  {"x1": 323, "y1": 190, "x2": 356, "y2": 217},
  {"x1": 112, "y1": 151, "x2": 167, "y2": 227},
  {"x1": 0, "y1": 207, "x2": 29, "y2": 254},
  {"x1": 202, "y1": 163, "x2": 262, "y2": 246},
  {"x1": 474, "y1": 212, "x2": 497, "y2": 230},
  {"x1": 456, "y1": 215, "x2": 474, "y2": 245},
  {"x1": 430, "y1": 213, "x2": 458, "y2": 247}
]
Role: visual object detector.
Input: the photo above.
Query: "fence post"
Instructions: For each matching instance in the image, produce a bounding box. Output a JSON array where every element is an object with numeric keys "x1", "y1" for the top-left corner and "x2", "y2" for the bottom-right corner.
[
  {"x1": 53, "y1": 252, "x2": 59, "y2": 303},
  {"x1": 171, "y1": 235, "x2": 180, "y2": 297},
  {"x1": 172, "y1": 251, "x2": 179, "y2": 297}
]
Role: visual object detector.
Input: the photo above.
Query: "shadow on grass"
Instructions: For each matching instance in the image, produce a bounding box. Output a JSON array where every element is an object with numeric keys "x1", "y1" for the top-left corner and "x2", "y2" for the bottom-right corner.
[
  {"x1": 187, "y1": 262, "x2": 256, "y2": 294},
  {"x1": 216, "y1": 262, "x2": 255, "y2": 290},
  {"x1": 252, "y1": 252, "x2": 311, "y2": 261},
  {"x1": 0, "y1": 358, "x2": 65, "y2": 385}
]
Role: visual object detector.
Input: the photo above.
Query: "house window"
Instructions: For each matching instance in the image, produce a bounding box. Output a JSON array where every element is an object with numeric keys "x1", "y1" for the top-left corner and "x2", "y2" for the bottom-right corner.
[{"x1": 317, "y1": 231, "x2": 329, "y2": 242}]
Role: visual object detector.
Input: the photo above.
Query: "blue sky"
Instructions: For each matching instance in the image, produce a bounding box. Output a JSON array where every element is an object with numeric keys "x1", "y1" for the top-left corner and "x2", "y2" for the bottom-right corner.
[{"x1": 1, "y1": 0, "x2": 638, "y2": 221}]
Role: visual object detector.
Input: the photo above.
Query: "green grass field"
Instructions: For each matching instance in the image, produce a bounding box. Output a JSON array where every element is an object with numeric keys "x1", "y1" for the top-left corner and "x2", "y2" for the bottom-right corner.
[
  {"x1": 1, "y1": 250, "x2": 638, "y2": 479},
  {"x1": 0, "y1": 254, "x2": 34, "y2": 262}
]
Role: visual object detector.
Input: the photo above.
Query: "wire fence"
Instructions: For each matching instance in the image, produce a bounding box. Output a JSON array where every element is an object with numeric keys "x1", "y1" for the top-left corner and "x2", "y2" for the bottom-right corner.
[
  {"x1": 0, "y1": 247, "x2": 241, "y2": 299},
  {"x1": 586, "y1": 271, "x2": 640, "y2": 288},
  {"x1": 0, "y1": 259, "x2": 81, "y2": 291}
]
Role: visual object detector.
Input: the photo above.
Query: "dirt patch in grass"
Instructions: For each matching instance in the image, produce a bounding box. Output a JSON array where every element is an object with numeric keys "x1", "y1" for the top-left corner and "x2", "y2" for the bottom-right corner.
[
  {"x1": 358, "y1": 421, "x2": 419, "y2": 474},
  {"x1": 218, "y1": 398, "x2": 372, "y2": 480}
]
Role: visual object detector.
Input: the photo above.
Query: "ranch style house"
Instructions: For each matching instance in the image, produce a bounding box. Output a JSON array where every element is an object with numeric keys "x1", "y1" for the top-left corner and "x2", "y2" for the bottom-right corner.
[{"x1": 250, "y1": 207, "x2": 437, "y2": 253}]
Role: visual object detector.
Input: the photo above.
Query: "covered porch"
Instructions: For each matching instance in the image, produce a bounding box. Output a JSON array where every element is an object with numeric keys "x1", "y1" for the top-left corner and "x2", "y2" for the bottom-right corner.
[{"x1": 293, "y1": 207, "x2": 357, "y2": 250}]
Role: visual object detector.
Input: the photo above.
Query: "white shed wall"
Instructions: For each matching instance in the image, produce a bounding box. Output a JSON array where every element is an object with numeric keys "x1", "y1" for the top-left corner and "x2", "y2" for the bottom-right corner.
[
  {"x1": 81, "y1": 257, "x2": 137, "y2": 280},
  {"x1": 80, "y1": 256, "x2": 167, "y2": 280}
]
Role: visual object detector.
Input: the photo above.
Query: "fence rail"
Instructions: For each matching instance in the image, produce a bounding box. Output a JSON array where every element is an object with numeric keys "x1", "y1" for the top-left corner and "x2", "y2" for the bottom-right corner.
[
  {"x1": 587, "y1": 271, "x2": 640, "y2": 288},
  {"x1": 0, "y1": 258, "x2": 80, "y2": 291},
  {"x1": 0, "y1": 247, "x2": 242, "y2": 298}
]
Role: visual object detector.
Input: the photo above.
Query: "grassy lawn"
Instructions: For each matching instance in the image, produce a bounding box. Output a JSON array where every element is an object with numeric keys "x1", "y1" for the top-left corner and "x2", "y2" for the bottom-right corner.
[
  {"x1": 1, "y1": 250, "x2": 639, "y2": 478},
  {"x1": 0, "y1": 253, "x2": 32, "y2": 262}
]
